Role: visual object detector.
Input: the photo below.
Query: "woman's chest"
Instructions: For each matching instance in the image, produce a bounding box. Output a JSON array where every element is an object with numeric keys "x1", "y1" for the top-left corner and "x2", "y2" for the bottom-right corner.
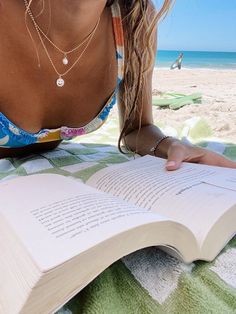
[{"x1": 0, "y1": 10, "x2": 118, "y2": 134}]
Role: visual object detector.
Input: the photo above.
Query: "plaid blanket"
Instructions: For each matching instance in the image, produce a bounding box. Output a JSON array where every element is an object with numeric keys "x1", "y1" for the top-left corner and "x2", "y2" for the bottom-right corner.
[{"x1": 0, "y1": 117, "x2": 235, "y2": 314}]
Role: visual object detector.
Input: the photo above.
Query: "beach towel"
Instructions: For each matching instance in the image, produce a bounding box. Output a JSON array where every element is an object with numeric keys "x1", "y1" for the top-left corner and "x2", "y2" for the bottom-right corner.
[
  {"x1": 0, "y1": 115, "x2": 235, "y2": 314},
  {"x1": 152, "y1": 92, "x2": 202, "y2": 110}
]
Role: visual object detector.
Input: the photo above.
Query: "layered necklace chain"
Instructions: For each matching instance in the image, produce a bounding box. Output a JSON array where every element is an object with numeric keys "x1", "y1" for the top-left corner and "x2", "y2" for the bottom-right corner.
[{"x1": 23, "y1": 0, "x2": 100, "y2": 87}]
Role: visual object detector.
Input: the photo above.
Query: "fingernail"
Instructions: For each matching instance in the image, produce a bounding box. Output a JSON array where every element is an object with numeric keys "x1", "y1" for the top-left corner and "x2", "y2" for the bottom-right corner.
[{"x1": 166, "y1": 161, "x2": 176, "y2": 167}]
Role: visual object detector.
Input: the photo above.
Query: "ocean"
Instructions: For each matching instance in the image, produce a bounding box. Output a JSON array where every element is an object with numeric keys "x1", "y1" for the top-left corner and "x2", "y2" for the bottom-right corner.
[{"x1": 155, "y1": 50, "x2": 236, "y2": 69}]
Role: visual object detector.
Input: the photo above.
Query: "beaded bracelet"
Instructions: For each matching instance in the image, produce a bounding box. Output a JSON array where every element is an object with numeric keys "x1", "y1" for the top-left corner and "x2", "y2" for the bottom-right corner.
[{"x1": 150, "y1": 135, "x2": 172, "y2": 157}]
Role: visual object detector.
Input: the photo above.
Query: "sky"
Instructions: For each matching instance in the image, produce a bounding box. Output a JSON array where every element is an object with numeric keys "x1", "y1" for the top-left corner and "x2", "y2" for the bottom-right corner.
[{"x1": 154, "y1": 0, "x2": 236, "y2": 52}]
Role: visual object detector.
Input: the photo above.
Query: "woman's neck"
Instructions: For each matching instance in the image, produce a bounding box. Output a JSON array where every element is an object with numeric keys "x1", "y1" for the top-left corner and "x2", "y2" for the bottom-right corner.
[{"x1": 26, "y1": 0, "x2": 107, "y2": 48}]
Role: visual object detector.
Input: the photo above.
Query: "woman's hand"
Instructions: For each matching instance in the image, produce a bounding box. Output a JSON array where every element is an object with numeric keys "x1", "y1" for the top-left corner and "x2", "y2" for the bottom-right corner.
[
  {"x1": 165, "y1": 140, "x2": 236, "y2": 171},
  {"x1": 122, "y1": 125, "x2": 236, "y2": 170}
]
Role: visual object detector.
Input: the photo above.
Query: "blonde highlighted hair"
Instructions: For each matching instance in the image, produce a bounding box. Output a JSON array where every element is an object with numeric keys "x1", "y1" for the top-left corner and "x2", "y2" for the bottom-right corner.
[{"x1": 115, "y1": 0, "x2": 174, "y2": 152}]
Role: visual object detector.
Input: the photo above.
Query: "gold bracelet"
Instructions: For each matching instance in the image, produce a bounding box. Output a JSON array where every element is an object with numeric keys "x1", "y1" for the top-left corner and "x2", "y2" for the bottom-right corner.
[{"x1": 150, "y1": 136, "x2": 171, "y2": 157}]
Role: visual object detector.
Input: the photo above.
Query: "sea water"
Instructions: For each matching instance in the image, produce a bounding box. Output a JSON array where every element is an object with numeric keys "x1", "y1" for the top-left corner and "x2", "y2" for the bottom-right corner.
[{"x1": 155, "y1": 50, "x2": 236, "y2": 69}]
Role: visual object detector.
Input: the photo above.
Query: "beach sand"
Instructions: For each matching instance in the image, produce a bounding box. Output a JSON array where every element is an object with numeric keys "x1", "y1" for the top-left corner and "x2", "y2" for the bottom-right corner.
[
  {"x1": 152, "y1": 68, "x2": 236, "y2": 143},
  {"x1": 83, "y1": 68, "x2": 236, "y2": 146}
]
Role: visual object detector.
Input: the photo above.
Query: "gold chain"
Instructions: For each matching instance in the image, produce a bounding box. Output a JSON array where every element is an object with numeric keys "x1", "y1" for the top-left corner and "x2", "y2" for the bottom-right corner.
[
  {"x1": 23, "y1": 0, "x2": 100, "y2": 87},
  {"x1": 24, "y1": 0, "x2": 97, "y2": 57}
]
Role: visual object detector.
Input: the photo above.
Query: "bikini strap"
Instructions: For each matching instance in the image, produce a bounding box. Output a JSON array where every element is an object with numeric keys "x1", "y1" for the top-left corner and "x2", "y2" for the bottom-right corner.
[{"x1": 111, "y1": 1, "x2": 125, "y2": 84}]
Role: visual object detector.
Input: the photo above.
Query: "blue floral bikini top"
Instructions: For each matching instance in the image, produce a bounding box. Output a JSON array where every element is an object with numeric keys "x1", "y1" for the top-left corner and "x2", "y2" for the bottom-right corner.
[{"x1": 0, "y1": 2, "x2": 124, "y2": 148}]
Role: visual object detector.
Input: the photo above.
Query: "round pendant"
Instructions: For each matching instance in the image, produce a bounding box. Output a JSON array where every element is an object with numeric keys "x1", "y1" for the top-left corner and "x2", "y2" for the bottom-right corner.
[
  {"x1": 62, "y1": 56, "x2": 69, "y2": 65},
  {"x1": 56, "y1": 77, "x2": 65, "y2": 87}
]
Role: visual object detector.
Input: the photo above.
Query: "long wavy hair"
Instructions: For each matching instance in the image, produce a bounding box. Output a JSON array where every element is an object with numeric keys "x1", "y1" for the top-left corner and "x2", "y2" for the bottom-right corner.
[
  {"x1": 24, "y1": 0, "x2": 174, "y2": 151},
  {"x1": 114, "y1": 0, "x2": 174, "y2": 152}
]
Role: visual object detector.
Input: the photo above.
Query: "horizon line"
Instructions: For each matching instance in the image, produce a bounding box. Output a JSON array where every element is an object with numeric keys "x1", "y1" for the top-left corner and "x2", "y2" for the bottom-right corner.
[{"x1": 157, "y1": 49, "x2": 236, "y2": 53}]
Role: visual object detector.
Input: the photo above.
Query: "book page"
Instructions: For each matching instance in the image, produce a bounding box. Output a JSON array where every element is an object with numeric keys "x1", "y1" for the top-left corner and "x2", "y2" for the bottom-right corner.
[
  {"x1": 203, "y1": 174, "x2": 236, "y2": 191},
  {"x1": 0, "y1": 174, "x2": 167, "y2": 271},
  {"x1": 87, "y1": 155, "x2": 236, "y2": 245}
]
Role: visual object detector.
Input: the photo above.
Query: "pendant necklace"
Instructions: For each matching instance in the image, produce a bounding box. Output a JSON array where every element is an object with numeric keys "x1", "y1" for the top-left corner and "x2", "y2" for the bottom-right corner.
[
  {"x1": 23, "y1": 0, "x2": 100, "y2": 87},
  {"x1": 24, "y1": 0, "x2": 98, "y2": 66}
]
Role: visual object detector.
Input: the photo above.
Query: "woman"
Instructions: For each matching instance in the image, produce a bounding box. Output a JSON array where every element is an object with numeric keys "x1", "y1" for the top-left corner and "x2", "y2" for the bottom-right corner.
[
  {"x1": 0, "y1": 0, "x2": 235, "y2": 170},
  {"x1": 170, "y1": 52, "x2": 183, "y2": 70}
]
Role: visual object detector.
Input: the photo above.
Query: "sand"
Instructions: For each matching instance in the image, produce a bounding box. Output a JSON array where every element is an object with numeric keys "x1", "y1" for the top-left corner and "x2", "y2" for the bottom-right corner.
[{"x1": 151, "y1": 68, "x2": 236, "y2": 143}]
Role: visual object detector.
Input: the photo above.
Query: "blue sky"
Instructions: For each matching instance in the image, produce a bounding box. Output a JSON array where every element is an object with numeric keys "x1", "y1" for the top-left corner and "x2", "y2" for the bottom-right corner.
[{"x1": 154, "y1": 0, "x2": 236, "y2": 52}]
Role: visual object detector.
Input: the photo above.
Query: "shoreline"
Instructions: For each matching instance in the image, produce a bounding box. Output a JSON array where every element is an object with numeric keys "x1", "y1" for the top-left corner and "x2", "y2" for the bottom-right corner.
[{"x1": 154, "y1": 67, "x2": 236, "y2": 71}]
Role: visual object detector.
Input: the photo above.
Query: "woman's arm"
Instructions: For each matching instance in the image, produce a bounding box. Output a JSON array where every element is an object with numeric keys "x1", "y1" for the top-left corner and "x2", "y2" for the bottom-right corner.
[
  {"x1": 118, "y1": 1, "x2": 236, "y2": 170},
  {"x1": 117, "y1": 1, "x2": 175, "y2": 156}
]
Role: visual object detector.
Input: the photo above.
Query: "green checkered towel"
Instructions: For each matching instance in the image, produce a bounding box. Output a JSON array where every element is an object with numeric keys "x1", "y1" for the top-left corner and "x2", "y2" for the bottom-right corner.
[{"x1": 0, "y1": 138, "x2": 235, "y2": 314}]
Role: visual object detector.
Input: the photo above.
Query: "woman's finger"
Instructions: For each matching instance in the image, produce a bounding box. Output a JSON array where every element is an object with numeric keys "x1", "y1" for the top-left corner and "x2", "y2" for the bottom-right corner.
[
  {"x1": 200, "y1": 153, "x2": 236, "y2": 169},
  {"x1": 165, "y1": 143, "x2": 186, "y2": 171}
]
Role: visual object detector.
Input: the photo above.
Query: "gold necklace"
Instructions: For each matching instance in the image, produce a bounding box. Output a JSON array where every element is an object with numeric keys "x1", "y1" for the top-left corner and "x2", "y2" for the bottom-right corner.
[
  {"x1": 24, "y1": 0, "x2": 97, "y2": 66},
  {"x1": 24, "y1": 0, "x2": 100, "y2": 87}
]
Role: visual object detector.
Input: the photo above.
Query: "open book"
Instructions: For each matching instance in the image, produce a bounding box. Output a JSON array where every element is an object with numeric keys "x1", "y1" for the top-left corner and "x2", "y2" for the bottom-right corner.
[{"x1": 0, "y1": 155, "x2": 235, "y2": 314}]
